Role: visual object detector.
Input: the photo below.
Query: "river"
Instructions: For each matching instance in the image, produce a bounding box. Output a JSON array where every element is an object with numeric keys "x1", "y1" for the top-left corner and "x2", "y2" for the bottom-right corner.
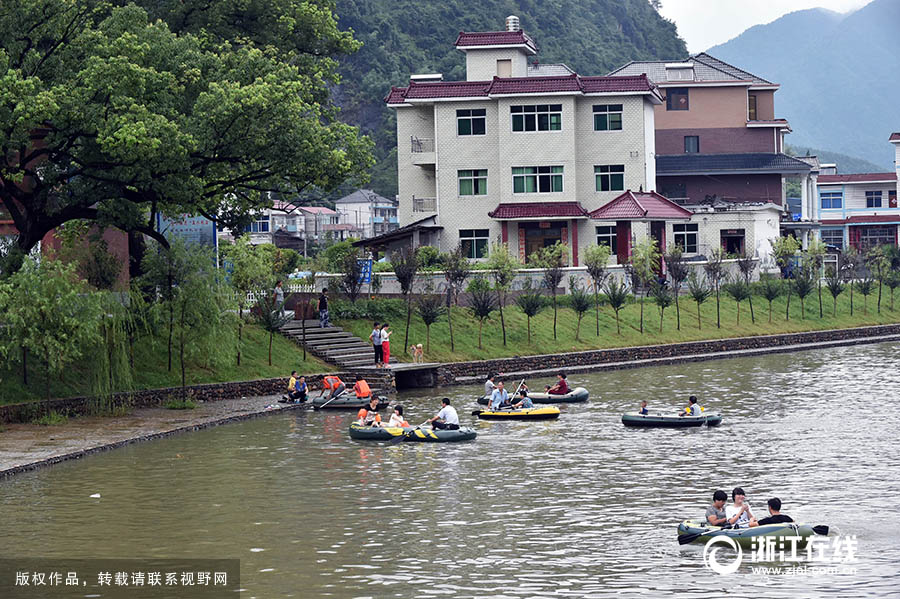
[{"x1": 2, "y1": 342, "x2": 899, "y2": 598}]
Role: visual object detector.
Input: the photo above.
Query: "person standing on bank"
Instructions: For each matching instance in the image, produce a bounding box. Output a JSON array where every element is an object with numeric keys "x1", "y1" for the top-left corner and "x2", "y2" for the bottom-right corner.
[
  {"x1": 369, "y1": 322, "x2": 383, "y2": 367},
  {"x1": 273, "y1": 280, "x2": 285, "y2": 314},
  {"x1": 380, "y1": 323, "x2": 392, "y2": 367},
  {"x1": 318, "y1": 288, "x2": 329, "y2": 328}
]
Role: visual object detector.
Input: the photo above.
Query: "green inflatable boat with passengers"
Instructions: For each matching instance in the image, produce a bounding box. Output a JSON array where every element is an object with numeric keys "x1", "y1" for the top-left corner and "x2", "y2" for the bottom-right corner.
[
  {"x1": 348, "y1": 423, "x2": 477, "y2": 443},
  {"x1": 677, "y1": 519, "x2": 821, "y2": 549},
  {"x1": 621, "y1": 411, "x2": 722, "y2": 428},
  {"x1": 476, "y1": 387, "x2": 589, "y2": 405}
]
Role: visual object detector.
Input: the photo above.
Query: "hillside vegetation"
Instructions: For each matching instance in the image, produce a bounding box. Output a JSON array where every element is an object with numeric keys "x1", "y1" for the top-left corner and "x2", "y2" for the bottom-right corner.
[{"x1": 332, "y1": 0, "x2": 687, "y2": 199}]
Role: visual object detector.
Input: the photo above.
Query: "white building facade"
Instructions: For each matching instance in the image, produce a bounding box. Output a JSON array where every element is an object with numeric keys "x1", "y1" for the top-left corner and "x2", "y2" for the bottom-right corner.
[{"x1": 335, "y1": 189, "x2": 398, "y2": 239}]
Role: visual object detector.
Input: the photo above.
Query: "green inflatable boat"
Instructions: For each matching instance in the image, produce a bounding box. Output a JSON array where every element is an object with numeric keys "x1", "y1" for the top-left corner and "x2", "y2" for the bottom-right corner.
[
  {"x1": 310, "y1": 395, "x2": 390, "y2": 410},
  {"x1": 476, "y1": 387, "x2": 589, "y2": 405},
  {"x1": 348, "y1": 423, "x2": 477, "y2": 442},
  {"x1": 677, "y1": 519, "x2": 818, "y2": 549},
  {"x1": 621, "y1": 411, "x2": 722, "y2": 428}
]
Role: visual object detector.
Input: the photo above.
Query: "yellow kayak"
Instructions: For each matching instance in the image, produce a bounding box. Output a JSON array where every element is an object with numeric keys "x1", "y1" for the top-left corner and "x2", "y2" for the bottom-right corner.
[{"x1": 474, "y1": 407, "x2": 561, "y2": 420}]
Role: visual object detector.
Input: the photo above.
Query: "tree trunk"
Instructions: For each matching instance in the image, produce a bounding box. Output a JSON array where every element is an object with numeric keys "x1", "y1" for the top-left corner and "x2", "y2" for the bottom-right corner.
[
  {"x1": 268, "y1": 331, "x2": 273, "y2": 366},
  {"x1": 426, "y1": 325, "x2": 431, "y2": 352},
  {"x1": 45, "y1": 348, "x2": 51, "y2": 401},
  {"x1": 849, "y1": 285, "x2": 854, "y2": 316},
  {"x1": 639, "y1": 292, "x2": 645, "y2": 333},
  {"x1": 697, "y1": 301, "x2": 702, "y2": 330},
  {"x1": 478, "y1": 319, "x2": 484, "y2": 350},
  {"x1": 800, "y1": 297, "x2": 805, "y2": 320},
  {"x1": 736, "y1": 301, "x2": 740, "y2": 325},
  {"x1": 526, "y1": 316, "x2": 531, "y2": 344},
  {"x1": 552, "y1": 293, "x2": 557, "y2": 339},
  {"x1": 498, "y1": 290, "x2": 507, "y2": 346},
  {"x1": 768, "y1": 300, "x2": 773, "y2": 324},
  {"x1": 877, "y1": 280, "x2": 883, "y2": 314},
  {"x1": 818, "y1": 282, "x2": 823, "y2": 318},
  {"x1": 615, "y1": 311, "x2": 621, "y2": 335},
  {"x1": 237, "y1": 301, "x2": 243, "y2": 366},
  {"x1": 659, "y1": 309, "x2": 664, "y2": 333},
  {"x1": 594, "y1": 290, "x2": 601, "y2": 336},
  {"x1": 180, "y1": 301, "x2": 186, "y2": 398},
  {"x1": 715, "y1": 285, "x2": 721, "y2": 328},
  {"x1": 575, "y1": 315, "x2": 582, "y2": 341},
  {"x1": 447, "y1": 298, "x2": 455, "y2": 352},
  {"x1": 748, "y1": 295, "x2": 755, "y2": 324},
  {"x1": 785, "y1": 288, "x2": 792, "y2": 321},
  {"x1": 675, "y1": 293, "x2": 681, "y2": 331},
  {"x1": 404, "y1": 293, "x2": 412, "y2": 350},
  {"x1": 833, "y1": 296, "x2": 837, "y2": 317},
  {"x1": 168, "y1": 299, "x2": 174, "y2": 372}
]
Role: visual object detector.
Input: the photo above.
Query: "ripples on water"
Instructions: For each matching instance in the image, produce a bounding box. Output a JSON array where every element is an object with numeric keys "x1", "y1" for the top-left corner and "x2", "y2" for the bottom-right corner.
[{"x1": 2, "y1": 344, "x2": 900, "y2": 598}]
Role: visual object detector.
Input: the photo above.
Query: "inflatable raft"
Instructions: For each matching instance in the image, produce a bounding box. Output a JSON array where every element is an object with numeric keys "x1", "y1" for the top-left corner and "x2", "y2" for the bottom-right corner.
[
  {"x1": 621, "y1": 411, "x2": 722, "y2": 428},
  {"x1": 311, "y1": 395, "x2": 390, "y2": 410},
  {"x1": 475, "y1": 406, "x2": 560, "y2": 420},
  {"x1": 677, "y1": 519, "x2": 816, "y2": 549},
  {"x1": 348, "y1": 423, "x2": 477, "y2": 442},
  {"x1": 476, "y1": 387, "x2": 589, "y2": 405}
]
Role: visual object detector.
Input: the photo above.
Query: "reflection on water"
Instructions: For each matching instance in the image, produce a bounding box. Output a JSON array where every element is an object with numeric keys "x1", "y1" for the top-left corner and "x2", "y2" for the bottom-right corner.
[{"x1": 2, "y1": 343, "x2": 900, "y2": 598}]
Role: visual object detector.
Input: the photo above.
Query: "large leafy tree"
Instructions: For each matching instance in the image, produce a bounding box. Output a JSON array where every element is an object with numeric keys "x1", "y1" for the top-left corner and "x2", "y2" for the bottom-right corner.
[{"x1": 0, "y1": 0, "x2": 372, "y2": 274}]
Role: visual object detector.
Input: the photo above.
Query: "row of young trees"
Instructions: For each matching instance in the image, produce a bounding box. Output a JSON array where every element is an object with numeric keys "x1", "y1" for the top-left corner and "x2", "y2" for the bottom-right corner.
[{"x1": 341, "y1": 236, "x2": 900, "y2": 354}]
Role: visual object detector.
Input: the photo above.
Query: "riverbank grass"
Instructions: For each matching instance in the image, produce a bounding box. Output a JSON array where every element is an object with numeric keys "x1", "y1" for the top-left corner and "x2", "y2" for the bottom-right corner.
[
  {"x1": 337, "y1": 291, "x2": 900, "y2": 364},
  {"x1": 0, "y1": 324, "x2": 331, "y2": 406}
]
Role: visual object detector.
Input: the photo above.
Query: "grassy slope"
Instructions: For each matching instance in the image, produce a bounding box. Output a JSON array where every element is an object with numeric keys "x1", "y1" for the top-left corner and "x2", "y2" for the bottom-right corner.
[
  {"x1": 338, "y1": 289, "x2": 900, "y2": 364},
  {"x1": 0, "y1": 324, "x2": 331, "y2": 406}
]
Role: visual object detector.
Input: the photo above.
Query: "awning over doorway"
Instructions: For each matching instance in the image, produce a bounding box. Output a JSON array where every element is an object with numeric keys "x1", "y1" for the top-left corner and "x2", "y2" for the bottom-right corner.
[
  {"x1": 489, "y1": 201, "x2": 589, "y2": 220},
  {"x1": 588, "y1": 190, "x2": 692, "y2": 221}
]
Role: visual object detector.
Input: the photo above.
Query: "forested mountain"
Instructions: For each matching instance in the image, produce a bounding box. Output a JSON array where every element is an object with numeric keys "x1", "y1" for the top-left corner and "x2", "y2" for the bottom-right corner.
[
  {"x1": 708, "y1": 0, "x2": 900, "y2": 172},
  {"x1": 332, "y1": 0, "x2": 687, "y2": 199}
]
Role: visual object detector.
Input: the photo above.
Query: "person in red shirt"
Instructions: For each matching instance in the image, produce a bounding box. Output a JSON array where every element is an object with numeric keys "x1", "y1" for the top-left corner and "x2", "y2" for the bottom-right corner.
[{"x1": 545, "y1": 372, "x2": 569, "y2": 395}]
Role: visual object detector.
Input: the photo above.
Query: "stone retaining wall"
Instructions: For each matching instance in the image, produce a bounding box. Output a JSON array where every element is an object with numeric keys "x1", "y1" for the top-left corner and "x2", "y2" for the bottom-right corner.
[
  {"x1": 0, "y1": 370, "x2": 395, "y2": 424},
  {"x1": 435, "y1": 324, "x2": 900, "y2": 385}
]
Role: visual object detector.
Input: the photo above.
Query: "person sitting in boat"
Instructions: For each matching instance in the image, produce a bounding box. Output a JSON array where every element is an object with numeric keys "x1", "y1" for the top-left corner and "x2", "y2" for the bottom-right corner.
[
  {"x1": 679, "y1": 396, "x2": 701, "y2": 417},
  {"x1": 489, "y1": 381, "x2": 510, "y2": 410},
  {"x1": 356, "y1": 397, "x2": 383, "y2": 427},
  {"x1": 705, "y1": 490, "x2": 729, "y2": 527},
  {"x1": 352, "y1": 376, "x2": 372, "y2": 399},
  {"x1": 750, "y1": 497, "x2": 794, "y2": 527},
  {"x1": 484, "y1": 374, "x2": 497, "y2": 397},
  {"x1": 639, "y1": 400, "x2": 649, "y2": 415},
  {"x1": 428, "y1": 398, "x2": 460, "y2": 430},
  {"x1": 545, "y1": 372, "x2": 569, "y2": 395},
  {"x1": 512, "y1": 389, "x2": 533, "y2": 409},
  {"x1": 388, "y1": 405, "x2": 409, "y2": 428},
  {"x1": 321, "y1": 375, "x2": 346, "y2": 400},
  {"x1": 725, "y1": 487, "x2": 757, "y2": 529}
]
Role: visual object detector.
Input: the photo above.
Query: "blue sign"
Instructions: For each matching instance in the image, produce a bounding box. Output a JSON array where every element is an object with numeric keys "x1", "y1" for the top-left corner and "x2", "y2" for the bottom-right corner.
[{"x1": 358, "y1": 259, "x2": 373, "y2": 284}]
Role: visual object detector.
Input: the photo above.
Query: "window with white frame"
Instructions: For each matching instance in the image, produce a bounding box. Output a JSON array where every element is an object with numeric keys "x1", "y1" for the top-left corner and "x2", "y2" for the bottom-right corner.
[
  {"x1": 866, "y1": 191, "x2": 883, "y2": 208},
  {"x1": 457, "y1": 109, "x2": 486, "y2": 136},
  {"x1": 594, "y1": 165, "x2": 625, "y2": 192},
  {"x1": 820, "y1": 228, "x2": 843, "y2": 250},
  {"x1": 595, "y1": 226, "x2": 617, "y2": 254},
  {"x1": 513, "y1": 166, "x2": 563, "y2": 193},
  {"x1": 673, "y1": 223, "x2": 699, "y2": 253},
  {"x1": 511, "y1": 104, "x2": 562, "y2": 132},
  {"x1": 458, "y1": 169, "x2": 488, "y2": 196},
  {"x1": 460, "y1": 229, "x2": 490, "y2": 259},
  {"x1": 593, "y1": 104, "x2": 623, "y2": 131},
  {"x1": 820, "y1": 191, "x2": 842, "y2": 209},
  {"x1": 244, "y1": 214, "x2": 270, "y2": 233}
]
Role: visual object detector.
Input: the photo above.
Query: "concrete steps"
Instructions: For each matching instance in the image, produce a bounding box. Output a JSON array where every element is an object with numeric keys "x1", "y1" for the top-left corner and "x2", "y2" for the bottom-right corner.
[{"x1": 278, "y1": 319, "x2": 398, "y2": 369}]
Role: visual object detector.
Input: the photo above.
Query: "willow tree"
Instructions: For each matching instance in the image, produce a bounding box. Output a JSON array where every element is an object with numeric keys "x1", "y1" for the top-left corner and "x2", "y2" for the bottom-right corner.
[
  {"x1": 228, "y1": 236, "x2": 271, "y2": 366},
  {"x1": 0, "y1": 0, "x2": 372, "y2": 275},
  {"x1": 584, "y1": 244, "x2": 612, "y2": 336}
]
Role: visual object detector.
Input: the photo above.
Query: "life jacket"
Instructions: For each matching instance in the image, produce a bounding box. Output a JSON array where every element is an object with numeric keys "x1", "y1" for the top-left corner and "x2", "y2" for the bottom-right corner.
[
  {"x1": 323, "y1": 376, "x2": 343, "y2": 390},
  {"x1": 354, "y1": 380, "x2": 371, "y2": 398},
  {"x1": 361, "y1": 409, "x2": 381, "y2": 425}
]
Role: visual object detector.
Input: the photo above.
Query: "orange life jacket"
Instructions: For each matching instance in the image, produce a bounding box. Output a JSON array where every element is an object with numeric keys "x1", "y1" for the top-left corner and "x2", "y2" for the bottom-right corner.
[
  {"x1": 323, "y1": 376, "x2": 343, "y2": 390},
  {"x1": 354, "y1": 380, "x2": 371, "y2": 398}
]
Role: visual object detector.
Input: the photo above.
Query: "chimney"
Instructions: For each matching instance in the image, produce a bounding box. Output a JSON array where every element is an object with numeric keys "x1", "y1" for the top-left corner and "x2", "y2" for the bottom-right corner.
[{"x1": 506, "y1": 15, "x2": 520, "y2": 32}]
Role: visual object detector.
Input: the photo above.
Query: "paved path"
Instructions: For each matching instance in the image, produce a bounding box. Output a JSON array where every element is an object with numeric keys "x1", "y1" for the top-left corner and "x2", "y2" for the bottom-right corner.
[{"x1": 0, "y1": 395, "x2": 307, "y2": 479}]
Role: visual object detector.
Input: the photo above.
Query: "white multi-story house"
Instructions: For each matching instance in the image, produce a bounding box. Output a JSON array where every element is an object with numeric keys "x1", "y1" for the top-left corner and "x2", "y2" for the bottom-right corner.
[
  {"x1": 335, "y1": 189, "x2": 398, "y2": 238},
  {"x1": 814, "y1": 133, "x2": 900, "y2": 251},
  {"x1": 222, "y1": 203, "x2": 341, "y2": 253},
  {"x1": 371, "y1": 17, "x2": 691, "y2": 266}
]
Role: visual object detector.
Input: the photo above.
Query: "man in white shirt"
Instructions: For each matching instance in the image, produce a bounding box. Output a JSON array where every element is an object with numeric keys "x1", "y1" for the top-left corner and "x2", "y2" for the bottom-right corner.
[
  {"x1": 484, "y1": 374, "x2": 497, "y2": 397},
  {"x1": 429, "y1": 398, "x2": 460, "y2": 430},
  {"x1": 725, "y1": 487, "x2": 756, "y2": 529}
]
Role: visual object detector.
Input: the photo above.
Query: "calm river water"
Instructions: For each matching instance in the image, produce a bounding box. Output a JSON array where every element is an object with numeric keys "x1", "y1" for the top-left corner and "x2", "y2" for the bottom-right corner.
[{"x1": 2, "y1": 343, "x2": 900, "y2": 598}]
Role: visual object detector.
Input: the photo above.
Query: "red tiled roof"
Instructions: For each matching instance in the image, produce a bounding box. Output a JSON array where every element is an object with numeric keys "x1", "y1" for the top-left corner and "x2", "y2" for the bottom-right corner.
[
  {"x1": 821, "y1": 215, "x2": 900, "y2": 225},
  {"x1": 890, "y1": 132, "x2": 900, "y2": 142},
  {"x1": 589, "y1": 191, "x2": 692, "y2": 221},
  {"x1": 818, "y1": 173, "x2": 897, "y2": 183},
  {"x1": 386, "y1": 74, "x2": 656, "y2": 104},
  {"x1": 455, "y1": 31, "x2": 537, "y2": 53},
  {"x1": 488, "y1": 201, "x2": 589, "y2": 219}
]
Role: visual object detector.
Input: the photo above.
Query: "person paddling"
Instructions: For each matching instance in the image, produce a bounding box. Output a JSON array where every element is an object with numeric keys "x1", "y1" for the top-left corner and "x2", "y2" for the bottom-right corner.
[
  {"x1": 751, "y1": 497, "x2": 794, "y2": 527},
  {"x1": 320, "y1": 375, "x2": 345, "y2": 401},
  {"x1": 512, "y1": 388, "x2": 533, "y2": 409},
  {"x1": 428, "y1": 398, "x2": 459, "y2": 430}
]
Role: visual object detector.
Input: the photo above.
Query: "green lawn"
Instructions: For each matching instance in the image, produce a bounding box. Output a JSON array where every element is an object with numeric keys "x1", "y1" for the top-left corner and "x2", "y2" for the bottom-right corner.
[
  {"x1": 0, "y1": 324, "x2": 331, "y2": 405},
  {"x1": 337, "y1": 288, "x2": 900, "y2": 364}
]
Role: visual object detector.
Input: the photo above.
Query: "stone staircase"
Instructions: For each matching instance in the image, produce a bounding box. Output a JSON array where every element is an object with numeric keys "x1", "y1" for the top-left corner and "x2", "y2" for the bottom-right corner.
[{"x1": 279, "y1": 320, "x2": 398, "y2": 369}]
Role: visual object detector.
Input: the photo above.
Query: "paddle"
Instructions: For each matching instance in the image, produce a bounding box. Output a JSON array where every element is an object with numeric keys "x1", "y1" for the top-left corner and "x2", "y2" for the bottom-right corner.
[
  {"x1": 389, "y1": 419, "x2": 430, "y2": 445},
  {"x1": 812, "y1": 525, "x2": 829, "y2": 536},
  {"x1": 313, "y1": 389, "x2": 347, "y2": 410}
]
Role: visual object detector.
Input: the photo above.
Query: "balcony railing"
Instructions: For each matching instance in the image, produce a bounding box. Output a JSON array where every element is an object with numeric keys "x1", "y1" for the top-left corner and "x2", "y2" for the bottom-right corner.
[
  {"x1": 410, "y1": 137, "x2": 435, "y2": 153},
  {"x1": 412, "y1": 196, "x2": 437, "y2": 213}
]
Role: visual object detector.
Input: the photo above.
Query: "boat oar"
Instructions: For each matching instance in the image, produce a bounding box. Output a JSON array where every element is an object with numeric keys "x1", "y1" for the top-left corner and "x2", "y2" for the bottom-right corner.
[
  {"x1": 313, "y1": 389, "x2": 346, "y2": 411},
  {"x1": 812, "y1": 525, "x2": 829, "y2": 536},
  {"x1": 389, "y1": 419, "x2": 430, "y2": 445}
]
